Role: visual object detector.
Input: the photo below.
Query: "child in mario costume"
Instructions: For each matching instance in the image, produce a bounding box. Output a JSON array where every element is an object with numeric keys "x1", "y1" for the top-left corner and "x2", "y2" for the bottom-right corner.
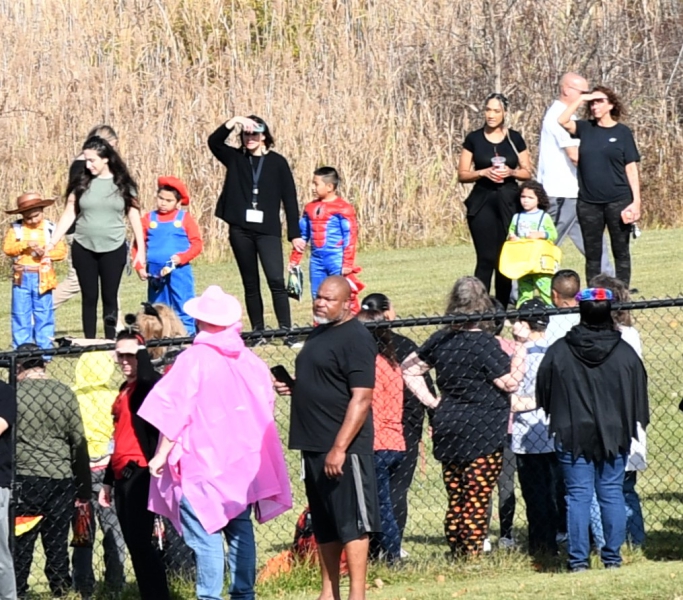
[
  {"x1": 289, "y1": 167, "x2": 363, "y2": 306},
  {"x1": 135, "y1": 177, "x2": 203, "y2": 334},
  {"x1": 3, "y1": 192, "x2": 67, "y2": 349}
]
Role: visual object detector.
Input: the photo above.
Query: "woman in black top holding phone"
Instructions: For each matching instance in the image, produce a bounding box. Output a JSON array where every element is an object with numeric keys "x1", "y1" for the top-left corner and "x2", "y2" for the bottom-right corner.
[
  {"x1": 457, "y1": 93, "x2": 532, "y2": 306},
  {"x1": 208, "y1": 116, "x2": 304, "y2": 341}
]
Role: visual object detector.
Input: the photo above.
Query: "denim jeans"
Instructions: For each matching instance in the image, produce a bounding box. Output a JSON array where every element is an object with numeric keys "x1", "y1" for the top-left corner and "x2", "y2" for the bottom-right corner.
[
  {"x1": 180, "y1": 498, "x2": 256, "y2": 600},
  {"x1": 590, "y1": 493, "x2": 605, "y2": 549},
  {"x1": 624, "y1": 471, "x2": 645, "y2": 546},
  {"x1": 557, "y1": 450, "x2": 627, "y2": 569},
  {"x1": 373, "y1": 450, "x2": 404, "y2": 562},
  {"x1": 11, "y1": 271, "x2": 54, "y2": 350}
]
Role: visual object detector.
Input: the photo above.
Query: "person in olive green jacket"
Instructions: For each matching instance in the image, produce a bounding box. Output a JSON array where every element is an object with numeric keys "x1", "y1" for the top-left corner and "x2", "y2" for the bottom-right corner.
[{"x1": 13, "y1": 344, "x2": 91, "y2": 598}]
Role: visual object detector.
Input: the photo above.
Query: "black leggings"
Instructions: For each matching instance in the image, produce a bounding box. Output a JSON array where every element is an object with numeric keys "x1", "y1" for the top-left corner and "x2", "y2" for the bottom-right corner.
[
  {"x1": 391, "y1": 441, "x2": 420, "y2": 537},
  {"x1": 115, "y1": 466, "x2": 170, "y2": 600},
  {"x1": 14, "y1": 476, "x2": 75, "y2": 597},
  {"x1": 577, "y1": 198, "x2": 632, "y2": 286},
  {"x1": 229, "y1": 225, "x2": 291, "y2": 330},
  {"x1": 72, "y1": 241, "x2": 126, "y2": 339},
  {"x1": 467, "y1": 195, "x2": 515, "y2": 306}
]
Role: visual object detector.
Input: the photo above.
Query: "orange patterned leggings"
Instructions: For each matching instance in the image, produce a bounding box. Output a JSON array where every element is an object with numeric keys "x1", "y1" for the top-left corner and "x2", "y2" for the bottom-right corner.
[{"x1": 441, "y1": 450, "x2": 504, "y2": 555}]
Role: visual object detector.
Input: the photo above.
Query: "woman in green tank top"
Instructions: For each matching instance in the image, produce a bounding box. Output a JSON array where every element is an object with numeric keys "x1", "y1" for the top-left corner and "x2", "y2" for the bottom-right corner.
[{"x1": 48, "y1": 137, "x2": 145, "y2": 339}]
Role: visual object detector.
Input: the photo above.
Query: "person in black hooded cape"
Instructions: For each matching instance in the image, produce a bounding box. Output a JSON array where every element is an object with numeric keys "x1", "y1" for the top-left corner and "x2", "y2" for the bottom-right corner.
[{"x1": 536, "y1": 287, "x2": 648, "y2": 573}]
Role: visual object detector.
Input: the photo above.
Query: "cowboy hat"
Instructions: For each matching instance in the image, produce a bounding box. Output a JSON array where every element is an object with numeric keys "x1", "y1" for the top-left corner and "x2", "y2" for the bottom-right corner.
[
  {"x1": 157, "y1": 176, "x2": 190, "y2": 206},
  {"x1": 183, "y1": 285, "x2": 242, "y2": 327},
  {"x1": 5, "y1": 192, "x2": 56, "y2": 215}
]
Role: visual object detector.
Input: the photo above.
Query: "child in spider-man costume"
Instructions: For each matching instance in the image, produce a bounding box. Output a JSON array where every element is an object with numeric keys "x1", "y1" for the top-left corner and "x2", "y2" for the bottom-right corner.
[{"x1": 289, "y1": 167, "x2": 363, "y2": 309}]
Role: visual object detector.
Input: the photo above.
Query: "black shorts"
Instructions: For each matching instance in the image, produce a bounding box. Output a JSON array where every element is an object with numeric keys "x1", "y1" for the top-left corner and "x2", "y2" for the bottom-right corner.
[{"x1": 303, "y1": 451, "x2": 381, "y2": 545}]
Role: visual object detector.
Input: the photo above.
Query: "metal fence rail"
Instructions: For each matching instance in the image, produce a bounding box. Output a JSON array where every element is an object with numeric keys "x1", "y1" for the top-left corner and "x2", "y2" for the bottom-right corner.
[{"x1": 3, "y1": 298, "x2": 683, "y2": 595}]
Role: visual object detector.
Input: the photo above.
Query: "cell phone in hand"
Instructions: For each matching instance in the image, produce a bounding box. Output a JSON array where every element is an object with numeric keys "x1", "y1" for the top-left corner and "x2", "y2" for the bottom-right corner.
[{"x1": 270, "y1": 365, "x2": 295, "y2": 389}]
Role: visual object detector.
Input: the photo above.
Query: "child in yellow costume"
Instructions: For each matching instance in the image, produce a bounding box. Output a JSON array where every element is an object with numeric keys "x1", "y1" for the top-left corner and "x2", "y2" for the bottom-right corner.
[
  {"x1": 3, "y1": 193, "x2": 67, "y2": 349},
  {"x1": 507, "y1": 181, "x2": 558, "y2": 306}
]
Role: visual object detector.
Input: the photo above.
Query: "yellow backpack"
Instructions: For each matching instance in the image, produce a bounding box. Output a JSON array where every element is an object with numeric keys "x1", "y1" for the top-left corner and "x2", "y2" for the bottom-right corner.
[{"x1": 499, "y1": 212, "x2": 562, "y2": 279}]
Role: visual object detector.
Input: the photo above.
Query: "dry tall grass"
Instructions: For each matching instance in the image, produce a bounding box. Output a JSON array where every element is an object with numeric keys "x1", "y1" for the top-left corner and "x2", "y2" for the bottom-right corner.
[{"x1": 1, "y1": 0, "x2": 682, "y2": 259}]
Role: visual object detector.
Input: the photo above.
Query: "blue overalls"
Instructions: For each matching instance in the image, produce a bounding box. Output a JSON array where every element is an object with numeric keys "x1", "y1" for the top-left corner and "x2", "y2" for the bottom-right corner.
[{"x1": 146, "y1": 210, "x2": 196, "y2": 334}]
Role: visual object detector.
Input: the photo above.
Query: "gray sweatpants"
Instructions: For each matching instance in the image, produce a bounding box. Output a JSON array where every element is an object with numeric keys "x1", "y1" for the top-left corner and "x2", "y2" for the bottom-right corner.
[{"x1": 0, "y1": 487, "x2": 16, "y2": 600}]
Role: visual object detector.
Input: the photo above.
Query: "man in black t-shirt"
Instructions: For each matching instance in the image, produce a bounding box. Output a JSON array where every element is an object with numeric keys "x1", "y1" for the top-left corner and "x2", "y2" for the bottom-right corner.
[
  {"x1": 275, "y1": 276, "x2": 379, "y2": 600},
  {"x1": 0, "y1": 381, "x2": 17, "y2": 599}
]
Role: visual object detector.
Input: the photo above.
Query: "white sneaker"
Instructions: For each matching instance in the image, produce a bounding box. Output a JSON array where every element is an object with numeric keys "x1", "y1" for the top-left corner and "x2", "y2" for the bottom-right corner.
[
  {"x1": 498, "y1": 536, "x2": 516, "y2": 550},
  {"x1": 400, "y1": 547, "x2": 410, "y2": 558},
  {"x1": 483, "y1": 538, "x2": 492, "y2": 553}
]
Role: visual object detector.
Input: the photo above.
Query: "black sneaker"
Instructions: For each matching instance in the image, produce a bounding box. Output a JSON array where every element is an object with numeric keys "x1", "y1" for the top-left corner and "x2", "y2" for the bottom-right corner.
[{"x1": 245, "y1": 336, "x2": 268, "y2": 348}]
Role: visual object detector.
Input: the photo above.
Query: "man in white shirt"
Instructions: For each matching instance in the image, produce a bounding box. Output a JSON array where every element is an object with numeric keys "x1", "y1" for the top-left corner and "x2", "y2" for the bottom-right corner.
[{"x1": 538, "y1": 73, "x2": 613, "y2": 275}]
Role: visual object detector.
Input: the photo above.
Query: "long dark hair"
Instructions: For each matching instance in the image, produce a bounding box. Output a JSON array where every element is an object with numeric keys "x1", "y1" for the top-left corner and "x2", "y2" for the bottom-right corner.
[
  {"x1": 66, "y1": 136, "x2": 139, "y2": 213},
  {"x1": 357, "y1": 309, "x2": 398, "y2": 367}
]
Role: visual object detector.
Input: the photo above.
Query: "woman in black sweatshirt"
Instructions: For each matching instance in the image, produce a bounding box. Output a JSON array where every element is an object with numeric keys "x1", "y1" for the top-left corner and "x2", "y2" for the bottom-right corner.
[{"x1": 208, "y1": 115, "x2": 303, "y2": 339}]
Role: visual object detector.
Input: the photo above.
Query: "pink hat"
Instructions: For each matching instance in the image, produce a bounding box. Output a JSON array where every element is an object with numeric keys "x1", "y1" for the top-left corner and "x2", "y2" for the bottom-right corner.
[{"x1": 183, "y1": 286, "x2": 242, "y2": 327}]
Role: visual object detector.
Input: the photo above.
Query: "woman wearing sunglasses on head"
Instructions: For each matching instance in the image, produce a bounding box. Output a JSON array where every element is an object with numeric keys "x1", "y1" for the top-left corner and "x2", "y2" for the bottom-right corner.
[
  {"x1": 98, "y1": 321, "x2": 170, "y2": 600},
  {"x1": 457, "y1": 93, "x2": 532, "y2": 307},
  {"x1": 558, "y1": 86, "x2": 641, "y2": 288},
  {"x1": 208, "y1": 116, "x2": 304, "y2": 345}
]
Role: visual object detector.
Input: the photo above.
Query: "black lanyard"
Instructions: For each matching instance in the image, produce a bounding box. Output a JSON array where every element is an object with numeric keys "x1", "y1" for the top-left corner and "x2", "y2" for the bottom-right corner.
[{"x1": 249, "y1": 155, "x2": 265, "y2": 208}]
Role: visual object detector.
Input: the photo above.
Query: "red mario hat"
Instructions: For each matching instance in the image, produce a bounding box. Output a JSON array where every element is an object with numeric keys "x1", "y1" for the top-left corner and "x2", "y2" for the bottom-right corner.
[{"x1": 157, "y1": 176, "x2": 190, "y2": 206}]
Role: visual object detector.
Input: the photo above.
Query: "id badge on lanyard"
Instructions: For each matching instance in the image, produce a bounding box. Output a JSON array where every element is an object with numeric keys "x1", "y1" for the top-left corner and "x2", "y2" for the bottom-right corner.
[{"x1": 246, "y1": 155, "x2": 265, "y2": 223}]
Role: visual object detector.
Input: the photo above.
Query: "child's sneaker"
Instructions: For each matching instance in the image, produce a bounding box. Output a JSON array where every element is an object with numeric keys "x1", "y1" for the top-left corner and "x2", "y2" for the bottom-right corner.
[{"x1": 498, "y1": 536, "x2": 516, "y2": 550}]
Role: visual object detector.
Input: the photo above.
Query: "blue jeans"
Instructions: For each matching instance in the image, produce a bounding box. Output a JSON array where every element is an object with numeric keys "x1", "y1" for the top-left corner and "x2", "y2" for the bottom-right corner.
[
  {"x1": 590, "y1": 493, "x2": 605, "y2": 549},
  {"x1": 11, "y1": 271, "x2": 54, "y2": 350},
  {"x1": 180, "y1": 498, "x2": 255, "y2": 600},
  {"x1": 373, "y1": 450, "x2": 404, "y2": 562},
  {"x1": 624, "y1": 471, "x2": 645, "y2": 546},
  {"x1": 557, "y1": 450, "x2": 627, "y2": 569}
]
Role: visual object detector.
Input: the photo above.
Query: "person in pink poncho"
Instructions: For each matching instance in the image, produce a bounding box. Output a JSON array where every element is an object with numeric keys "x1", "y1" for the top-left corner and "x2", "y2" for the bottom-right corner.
[{"x1": 138, "y1": 285, "x2": 292, "y2": 600}]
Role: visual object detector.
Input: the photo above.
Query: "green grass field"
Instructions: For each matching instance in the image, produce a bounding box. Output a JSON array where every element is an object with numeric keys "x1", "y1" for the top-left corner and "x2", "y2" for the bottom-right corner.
[{"x1": 11, "y1": 229, "x2": 683, "y2": 599}]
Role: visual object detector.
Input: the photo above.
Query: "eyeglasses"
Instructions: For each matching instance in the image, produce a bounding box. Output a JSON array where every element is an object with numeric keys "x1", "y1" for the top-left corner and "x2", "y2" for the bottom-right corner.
[
  {"x1": 589, "y1": 98, "x2": 609, "y2": 104},
  {"x1": 116, "y1": 352, "x2": 137, "y2": 360},
  {"x1": 242, "y1": 130, "x2": 262, "y2": 137}
]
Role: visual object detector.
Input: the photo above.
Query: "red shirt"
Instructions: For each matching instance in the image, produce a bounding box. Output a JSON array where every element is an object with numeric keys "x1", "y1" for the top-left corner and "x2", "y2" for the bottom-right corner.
[
  {"x1": 111, "y1": 382, "x2": 148, "y2": 479},
  {"x1": 372, "y1": 355, "x2": 406, "y2": 452}
]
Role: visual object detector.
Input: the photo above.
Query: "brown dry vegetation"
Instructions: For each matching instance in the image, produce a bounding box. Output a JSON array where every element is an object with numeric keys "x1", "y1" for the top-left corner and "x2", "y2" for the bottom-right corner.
[{"x1": 1, "y1": 0, "x2": 682, "y2": 259}]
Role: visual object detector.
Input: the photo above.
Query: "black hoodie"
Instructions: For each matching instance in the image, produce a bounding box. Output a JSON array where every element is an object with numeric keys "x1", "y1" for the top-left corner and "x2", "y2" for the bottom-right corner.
[{"x1": 536, "y1": 324, "x2": 649, "y2": 462}]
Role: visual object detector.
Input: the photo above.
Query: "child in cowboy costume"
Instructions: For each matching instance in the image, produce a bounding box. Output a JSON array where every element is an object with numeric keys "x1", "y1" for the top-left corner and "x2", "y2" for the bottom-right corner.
[
  {"x1": 3, "y1": 192, "x2": 67, "y2": 349},
  {"x1": 134, "y1": 177, "x2": 203, "y2": 334}
]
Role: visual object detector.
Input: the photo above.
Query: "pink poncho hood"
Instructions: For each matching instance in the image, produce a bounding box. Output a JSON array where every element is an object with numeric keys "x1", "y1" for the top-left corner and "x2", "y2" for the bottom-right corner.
[{"x1": 138, "y1": 325, "x2": 292, "y2": 534}]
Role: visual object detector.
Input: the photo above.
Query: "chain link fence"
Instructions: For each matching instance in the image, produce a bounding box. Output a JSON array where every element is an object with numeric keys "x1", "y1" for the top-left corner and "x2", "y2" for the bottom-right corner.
[{"x1": 2, "y1": 298, "x2": 683, "y2": 595}]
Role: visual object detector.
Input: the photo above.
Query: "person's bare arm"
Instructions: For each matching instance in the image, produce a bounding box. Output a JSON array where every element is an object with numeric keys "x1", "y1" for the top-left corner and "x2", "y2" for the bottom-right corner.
[
  {"x1": 457, "y1": 148, "x2": 502, "y2": 184},
  {"x1": 509, "y1": 341, "x2": 526, "y2": 385},
  {"x1": 324, "y1": 387, "x2": 374, "y2": 478},
  {"x1": 623, "y1": 162, "x2": 642, "y2": 222},
  {"x1": 493, "y1": 373, "x2": 519, "y2": 392},
  {"x1": 564, "y1": 145, "x2": 579, "y2": 166},
  {"x1": 510, "y1": 393, "x2": 537, "y2": 412},
  {"x1": 47, "y1": 195, "x2": 77, "y2": 248},
  {"x1": 511, "y1": 149, "x2": 532, "y2": 181},
  {"x1": 401, "y1": 352, "x2": 439, "y2": 409}
]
